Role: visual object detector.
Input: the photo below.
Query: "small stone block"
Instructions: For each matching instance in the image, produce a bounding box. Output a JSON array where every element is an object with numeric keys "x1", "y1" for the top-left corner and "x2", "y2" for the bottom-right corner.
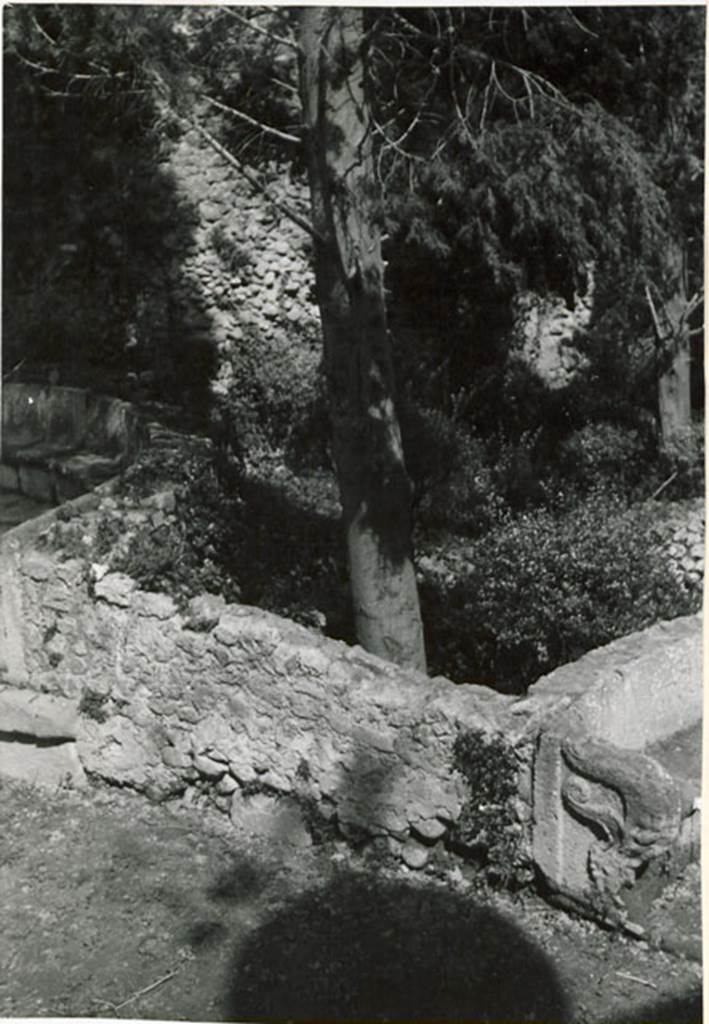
[
  {"x1": 193, "y1": 752, "x2": 226, "y2": 780},
  {"x1": 94, "y1": 572, "x2": 136, "y2": 607},
  {"x1": 186, "y1": 593, "x2": 226, "y2": 632},
  {"x1": 401, "y1": 839, "x2": 429, "y2": 870},
  {"x1": 0, "y1": 685, "x2": 78, "y2": 740}
]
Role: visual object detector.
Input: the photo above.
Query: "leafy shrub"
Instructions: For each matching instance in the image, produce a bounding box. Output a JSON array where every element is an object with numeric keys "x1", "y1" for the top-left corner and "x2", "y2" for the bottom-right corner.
[
  {"x1": 217, "y1": 321, "x2": 322, "y2": 454},
  {"x1": 420, "y1": 490, "x2": 699, "y2": 692},
  {"x1": 400, "y1": 403, "x2": 507, "y2": 537},
  {"x1": 451, "y1": 731, "x2": 528, "y2": 887},
  {"x1": 489, "y1": 428, "x2": 549, "y2": 511},
  {"x1": 79, "y1": 689, "x2": 109, "y2": 723},
  {"x1": 112, "y1": 438, "x2": 345, "y2": 629},
  {"x1": 209, "y1": 225, "x2": 253, "y2": 275},
  {"x1": 283, "y1": 380, "x2": 332, "y2": 472},
  {"x1": 93, "y1": 514, "x2": 125, "y2": 560},
  {"x1": 658, "y1": 424, "x2": 705, "y2": 499},
  {"x1": 112, "y1": 450, "x2": 244, "y2": 606},
  {"x1": 40, "y1": 519, "x2": 91, "y2": 562},
  {"x1": 118, "y1": 440, "x2": 207, "y2": 497},
  {"x1": 4, "y1": 279, "x2": 125, "y2": 376},
  {"x1": 230, "y1": 469, "x2": 347, "y2": 635},
  {"x1": 556, "y1": 421, "x2": 653, "y2": 496}
]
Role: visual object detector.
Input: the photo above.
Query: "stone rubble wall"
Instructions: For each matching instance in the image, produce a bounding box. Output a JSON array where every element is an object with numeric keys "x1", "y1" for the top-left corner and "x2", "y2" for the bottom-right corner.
[
  {"x1": 1, "y1": 530, "x2": 543, "y2": 867},
  {"x1": 0, "y1": 500, "x2": 702, "y2": 880},
  {"x1": 133, "y1": 129, "x2": 321, "y2": 424},
  {"x1": 654, "y1": 498, "x2": 704, "y2": 595},
  {"x1": 528, "y1": 612, "x2": 703, "y2": 749},
  {"x1": 509, "y1": 267, "x2": 595, "y2": 390},
  {"x1": 529, "y1": 611, "x2": 702, "y2": 924},
  {"x1": 165, "y1": 137, "x2": 318, "y2": 339},
  {"x1": 1, "y1": 383, "x2": 144, "y2": 503}
]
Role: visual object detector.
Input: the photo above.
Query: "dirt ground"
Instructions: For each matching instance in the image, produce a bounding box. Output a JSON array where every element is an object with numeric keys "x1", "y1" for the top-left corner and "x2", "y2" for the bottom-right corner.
[{"x1": 0, "y1": 777, "x2": 701, "y2": 1023}]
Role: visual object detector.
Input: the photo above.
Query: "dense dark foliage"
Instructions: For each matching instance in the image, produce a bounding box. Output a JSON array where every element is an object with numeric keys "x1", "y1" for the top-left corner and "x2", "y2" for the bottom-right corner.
[
  {"x1": 6, "y1": 6, "x2": 705, "y2": 691},
  {"x1": 421, "y1": 491, "x2": 698, "y2": 691},
  {"x1": 451, "y1": 731, "x2": 527, "y2": 884}
]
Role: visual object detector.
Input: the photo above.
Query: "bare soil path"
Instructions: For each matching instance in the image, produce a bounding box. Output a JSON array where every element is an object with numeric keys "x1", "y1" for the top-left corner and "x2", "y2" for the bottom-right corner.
[{"x1": 0, "y1": 778, "x2": 701, "y2": 1022}]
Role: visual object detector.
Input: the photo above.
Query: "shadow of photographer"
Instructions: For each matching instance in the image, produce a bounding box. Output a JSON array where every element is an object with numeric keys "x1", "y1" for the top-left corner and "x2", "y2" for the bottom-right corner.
[{"x1": 221, "y1": 868, "x2": 570, "y2": 1023}]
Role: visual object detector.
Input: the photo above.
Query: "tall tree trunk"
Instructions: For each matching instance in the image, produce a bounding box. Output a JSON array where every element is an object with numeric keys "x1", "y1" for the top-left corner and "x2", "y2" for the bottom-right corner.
[
  {"x1": 656, "y1": 241, "x2": 693, "y2": 445},
  {"x1": 299, "y1": 8, "x2": 427, "y2": 672}
]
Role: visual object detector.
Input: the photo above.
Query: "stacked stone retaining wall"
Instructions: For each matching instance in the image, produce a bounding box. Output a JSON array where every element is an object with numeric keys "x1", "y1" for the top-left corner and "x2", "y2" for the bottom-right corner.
[
  {"x1": 2, "y1": 525, "x2": 539, "y2": 866},
  {"x1": 0, "y1": 499, "x2": 702, "y2": 884},
  {"x1": 132, "y1": 129, "x2": 322, "y2": 430}
]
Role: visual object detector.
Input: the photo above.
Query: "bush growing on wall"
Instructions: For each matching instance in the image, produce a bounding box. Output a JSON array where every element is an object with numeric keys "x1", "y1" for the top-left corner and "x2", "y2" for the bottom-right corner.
[
  {"x1": 555, "y1": 422, "x2": 654, "y2": 498},
  {"x1": 98, "y1": 440, "x2": 346, "y2": 631},
  {"x1": 217, "y1": 321, "x2": 323, "y2": 456},
  {"x1": 400, "y1": 404, "x2": 508, "y2": 539},
  {"x1": 451, "y1": 730, "x2": 528, "y2": 887},
  {"x1": 91, "y1": 451, "x2": 243, "y2": 606},
  {"x1": 658, "y1": 424, "x2": 706, "y2": 499},
  {"x1": 420, "y1": 490, "x2": 699, "y2": 692}
]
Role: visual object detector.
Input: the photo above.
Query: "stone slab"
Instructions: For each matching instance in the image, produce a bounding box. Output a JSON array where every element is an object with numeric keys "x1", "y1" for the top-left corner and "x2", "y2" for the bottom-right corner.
[
  {"x1": 17, "y1": 464, "x2": 56, "y2": 503},
  {"x1": 0, "y1": 737, "x2": 86, "y2": 788},
  {"x1": 0, "y1": 685, "x2": 78, "y2": 739},
  {"x1": 0, "y1": 465, "x2": 21, "y2": 492},
  {"x1": 531, "y1": 615, "x2": 702, "y2": 927}
]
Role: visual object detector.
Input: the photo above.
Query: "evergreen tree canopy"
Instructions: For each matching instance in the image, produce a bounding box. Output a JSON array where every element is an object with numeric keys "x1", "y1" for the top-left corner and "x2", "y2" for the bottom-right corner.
[{"x1": 4, "y1": 5, "x2": 703, "y2": 426}]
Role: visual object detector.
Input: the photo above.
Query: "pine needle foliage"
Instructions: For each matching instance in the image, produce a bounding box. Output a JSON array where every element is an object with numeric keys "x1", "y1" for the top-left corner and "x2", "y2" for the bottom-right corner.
[{"x1": 375, "y1": 9, "x2": 671, "y2": 303}]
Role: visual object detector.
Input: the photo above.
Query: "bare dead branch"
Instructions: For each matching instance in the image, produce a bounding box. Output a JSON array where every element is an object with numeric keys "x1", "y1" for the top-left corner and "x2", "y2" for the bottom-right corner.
[
  {"x1": 45, "y1": 88, "x2": 146, "y2": 99},
  {"x1": 447, "y1": 15, "x2": 476, "y2": 149},
  {"x1": 685, "y1": 290, "x2": 703, "y2": 318},
  {"x1": 645, "y1": 282, "x2": 667, "y2": 343},
  {"x1": 113, "y1": 969, "x2": 180, "y2": 1012},
  {"x1": 389, "y1": 11, "x2": 429, "y2": 40},
  {"x1": 183, "y1": 113, "x2": 317, "y2": 240},
  {"x1": 12, "y1": 51, "x2": 59, "y2": 76},
  {"x1": 269, "y1": 75, "x2": 298, "y2": 97},
  {"x1": 372, "y1": 66, "x2": 437, "y2": 163},
  {"x1": 146, "y1": 67, "x2": 314, "y2": 238},
  {"x1": 566, "y1": 10, "x2": 600, "y2": 39},
  {"x1": 31, "y1": 12, "x2": 61, "y2": 49},
  {"x1": 650, "y1": 472, "x2": 679, "y2": 501},
  {"x1": 522, "y1": 73, "x2": 536, "y2": 119},
  {"x1": 204, "y1": 95, "x2": 301, "y2": 145},
  {"x1": 30, "y1": 11, "x2": 119, "y2": 77},
  {"x1": 13, "y1": 46, "x2": 129, "y2": 87}
]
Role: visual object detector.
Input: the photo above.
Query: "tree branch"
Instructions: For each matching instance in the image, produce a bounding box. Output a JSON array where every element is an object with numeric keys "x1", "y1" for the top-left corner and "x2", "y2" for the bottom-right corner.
[
  {"x1": 685, "y1": 290, "x2": 703, "y2": 318},
  {"x1": 565, "y1": 9, "x2": 600, "y2": 39},
  {"x1": 146, "y1": 68, "x2": 314, "y2": 239},
  {"x1": 29, "y1": 11, "x2": 125, "y2": 78},
  {"x1": 12, "y1": 46, "x2": 129, "y2": 86},
  {"x1": 12, "y1": 51, "x2": 59, "y2": 76},
  {"x1": 176, "y1": 108, "x2": 318, "y2": 241},
  {"x1": 269, "y1": 75, "x2": 299, "y2": 98},
  {"x1": 203, "y1": 95, "x2": 300, "y2": 145},
  {"x1": 644, "y1": 282, "x2": 667, "y2": 343}
]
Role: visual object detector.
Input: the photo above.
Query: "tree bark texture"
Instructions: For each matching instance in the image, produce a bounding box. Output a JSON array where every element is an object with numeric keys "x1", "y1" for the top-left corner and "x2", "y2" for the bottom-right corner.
[
  {"x1": 299, "y1": 8, "x2": 427, "y2": 672},
  {"x1": 657, "y1": 241, "x2": 693, "y2": 445}
]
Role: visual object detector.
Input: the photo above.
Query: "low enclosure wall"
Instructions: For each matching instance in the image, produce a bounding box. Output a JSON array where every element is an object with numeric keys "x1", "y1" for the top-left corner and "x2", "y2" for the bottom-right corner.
[
  {"x1": 0, "y1": 384, "x2": 703, "y2": 937},
  {"x1": 1, "y1": 382, "x2": 142, "y2": 502}
]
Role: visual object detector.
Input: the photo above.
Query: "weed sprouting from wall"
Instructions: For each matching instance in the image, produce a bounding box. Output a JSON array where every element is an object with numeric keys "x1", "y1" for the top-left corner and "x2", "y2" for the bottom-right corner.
[
  {"x1": 209, "y1": 225, "x2": 254, "y2": 275},
  {"x1": 79, "y1": 690, "x2": 110, "y2": 723},
  {"x1": 451, "y1": 730, "x2": 528, "y2": 887}
]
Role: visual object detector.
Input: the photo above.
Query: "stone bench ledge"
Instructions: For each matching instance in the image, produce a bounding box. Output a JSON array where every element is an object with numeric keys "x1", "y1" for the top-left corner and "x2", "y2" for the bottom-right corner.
[{"x1": 0, "y1": 685, "x2": 78, "y2": 740}]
